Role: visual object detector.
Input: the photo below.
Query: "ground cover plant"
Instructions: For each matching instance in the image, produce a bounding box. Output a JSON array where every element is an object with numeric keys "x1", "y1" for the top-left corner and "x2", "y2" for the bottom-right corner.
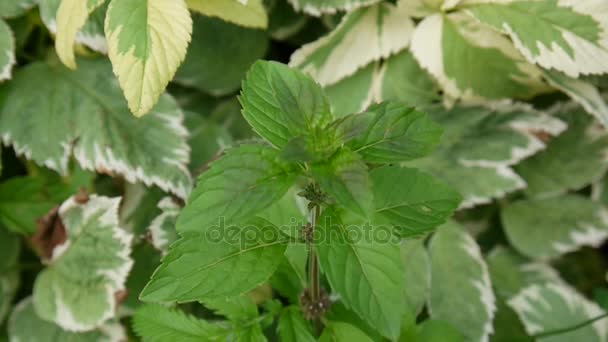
[{"x1": 1, "y1": 0, "x2": 608, "y2": 341}]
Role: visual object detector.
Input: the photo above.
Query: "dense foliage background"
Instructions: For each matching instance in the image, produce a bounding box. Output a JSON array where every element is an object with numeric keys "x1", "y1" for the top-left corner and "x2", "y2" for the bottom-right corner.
[{"x1": 1, "y1": 0, "x2": 608, "y2": 341}]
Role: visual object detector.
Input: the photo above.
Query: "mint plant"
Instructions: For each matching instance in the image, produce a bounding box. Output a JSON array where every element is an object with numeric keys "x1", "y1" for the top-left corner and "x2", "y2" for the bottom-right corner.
[{"x1": 136, "y1": 60, "x2": 461, "y2": 340}]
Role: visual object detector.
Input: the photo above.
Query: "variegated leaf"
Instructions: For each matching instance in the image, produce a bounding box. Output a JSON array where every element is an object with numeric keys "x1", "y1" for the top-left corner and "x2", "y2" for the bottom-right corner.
[
  {"x1": 54, "y1": 0, "x2": 107, "y2": 69},
  {"x1": 411, "y1": 12, "x2": 546, "y2": 102},
  {"x1": 290, "y1": 3, "x2": 413, "y2": 86},
  {"x1": 466, "y1": 0, "x2": 608, "y2": 78},
  {"x1": 406, "y1": 104, "x2": 566, "y2": 207},
  {"x1": 39, "y1": 0, "x2": 107, "y2": 54},
  {"x1": 0, "y1": 0, "x2": 36, "y2": 18},
  {"x1": 429, "y1": 221, "x2": 496, "y2": 342},
  {"x1": 33, "y1": 195, "x2": 133, "y2": 331},
  {"x1": 0, "y1": 227, "x2": 20, "y2": 323},
  {"x1": 0, "y1": 60, "x2": 192, "y2": 199},
  {"x1": 148, "y1": 197, "x2": 180, "y2": 255},
  {"x1": 186, "y1": 0, "x2": 268, "y2": 29},
  {"x1": 9, "y1": 298, "x2": 126, "y2": 341},
  {"x1": 105, "y1": 0, "x2": 192, "y2": 116},
  {"x1": 287, "y1": 0, "x2": 381, "y2": 16},
  {"x1": 398, "y1": 0, "x2": 462, "y2": 17},
  {"x1": 502, "y1": 194, "x2": 608, "y2": 260},
  {"x1": 0, "y1": 19, "x2": 15, "y2": 81},
  {"x1": 509, "y1": 283, "x2": 607, "y2": 341}
]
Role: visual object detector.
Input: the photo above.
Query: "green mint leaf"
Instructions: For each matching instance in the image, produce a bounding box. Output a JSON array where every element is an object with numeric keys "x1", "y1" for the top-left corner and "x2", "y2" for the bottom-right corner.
[
  {"x1": 277, "y1": 306, "x2": 315, "y2": 342},
  {"x1": 239, "y1": 60, "x2": 332, "y2": 149},
  {"x1": 311, "y1": 148, "x2": 372, "y2": 217},
  {"x1": 177, "y1": 144, "x2": 298, "y2": 234},
  {"x1": 371, "y1": 165, "x2": 461, "y2": 237},
  {"x1": 133, "y1": 304, "x2": 228, "y2": 341},
  {"x1": 401, "y1": 239, "x2": 431, "y2": 316},
  {"x1": 346, "y1": 102, "x2": 443, "y2": 163},
  {"x1": 140, "y1": 217, "x2": 287, "y2": 303},
  {"x1": 203, "y1": 295, "x2": 258, "y2": 322},
  {"x1": 319, "y1": 322, "x2": 374, "y2": 342},
  {"x1": 316, "y1": 207, "x2": 405, "y2": 339}
]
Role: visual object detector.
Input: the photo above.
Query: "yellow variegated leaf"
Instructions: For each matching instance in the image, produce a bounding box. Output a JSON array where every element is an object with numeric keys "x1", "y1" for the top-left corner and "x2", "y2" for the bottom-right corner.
[
  {"x1": 55, "y1": 0, "x2": 106, "y2": 69},
  {"x1": 187, "y1": 0, "x2": 267, "y2": 29},
  {"x1": 105, "y1": 0, "x2": 192, "y2": 116}
]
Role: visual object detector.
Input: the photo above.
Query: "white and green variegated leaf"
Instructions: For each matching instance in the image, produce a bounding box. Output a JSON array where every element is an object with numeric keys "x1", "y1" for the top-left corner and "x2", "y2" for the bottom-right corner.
[
  {"x1": 287, "y1": 0, "x2": 381, "y2": 16},
  {"x1": 105, "y1": 0, "x2": 192, "y2": 116},
  {"x1": 54, "y1": 0, "x2": 107, "y2": 68},
  {"x1": 140, "y1": 217, "x2": 288, "y2": 303},
  {"x1": 267, "y1": 0, "x2": 307, "y2": 40},
  {"x1": 290, "y1": 3, "x2": 413, "y2": 86},
  {"x1": 175, "y1": 15, "x2": 268, "y2": 97},
  {"x1": 429, "y1": 221, "x2": 496, "y2": 342},
  {"x1": 407, "y1": 104, "x2": 565, "y2": 207},
  {"x1": 509, "y1": 283, "x2": 607, "y2": 341},
  {"x1": 502, "y1": 194, "x2": 608, "y2": 260},
  {"x1": 0, "y1": 19, "x2": 15, "y2": 81},
  {"x1": 0, "y1": 227, "x2": 20, "y2": 323},
  {"x1": 9, "y1": 298, "x2": 126, "y2": 342},
  {"x1": 316, "y1": 207, "x2": 406, "y2": 340},
  {"x1": 33, "y1": 195, "x2": 133, "y2": 331},
  {"x1": 0, "y1": 0, "x2": 36, "y2": 18},
  {"x1": 325, "y1": 62, "x2": 380, "y2": 117},
  {"x1": 148, "y1": 197, "x2": 180, "y2": 255},
  {"x1": 39, "y1": 0, "x2": 107, "y2": 54},
  {"x1": 487, "y1": 246, "x2": 563, "y2": 300},
  {"x1": 544, "y1": 70, "x2": 608, "y2": 127},
  {"x1": 0, "y1": 60, "x2": 192, "y2": 199},
  {"x1": 398, "y1": 0, "x2": 462, "y2": 17},
  {"x1": 402, "y1": 239, "x2": 430, "y2": 316},
  {"x1": 516, "y1": 104, "x2": 608, "y2": 198},
  {"x1": 466, "y1": 0, "x2": 608, "y2": 78},
  {"x1": 411, "y1": 12, "x2": 546, "y2": 101},
  {"x1": 187, "y1": 0, "x2": 268, "y2": 29}
]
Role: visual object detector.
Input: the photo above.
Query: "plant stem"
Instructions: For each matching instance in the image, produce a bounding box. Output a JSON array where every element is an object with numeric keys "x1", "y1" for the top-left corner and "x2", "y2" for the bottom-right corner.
[
  {"x1": 532, "y1": 312, "x2": 608, "y2": 339},
  {"x1": 309, "y1": 204, "x2": 321, "y2": 303}
]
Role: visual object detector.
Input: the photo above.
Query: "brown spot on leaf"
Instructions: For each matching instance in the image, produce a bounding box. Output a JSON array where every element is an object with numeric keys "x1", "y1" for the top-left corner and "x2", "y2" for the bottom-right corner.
[
  {"x1": 530, "y1": 130, "x2": 552, "y2": 143},
  {"x1": 31, "y1": 206, "x2": 67, "y2": 261},
  {"x1": 74, "y1": 188, "x2": 90, "y2": 204},
  {"x1": 114, "y1": 289, "x2": 129, "y2": 307}
]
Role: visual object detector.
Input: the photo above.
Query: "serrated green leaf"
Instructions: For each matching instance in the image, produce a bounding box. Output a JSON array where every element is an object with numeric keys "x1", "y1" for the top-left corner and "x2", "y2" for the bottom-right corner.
[
  {"x1": 402, "y1": 239, "x2": 430, "y2": 316},
  {"x1": 544, "y1": 70, "x2": 608, "y2": 127},
  {"x1": 487, "y1": 246, "x2": 563, "y2": 299},
  {"x1": 516, "y1": 104, "x2": 608, "y2": 197},
  {"x1": 0, "y1": 177, "x2": 56, "y2": 234},
  {"x1": 184, "y1": 111, "x2": 233, "y2": 173},
  {"x1": 54, "y1": 0, "x2": 106, "y2": 69},
  {"x1": 9, "y1": 298, "x2": 125, "y2": 342},
  {"x1": 105, "y1": 0, "x2": 192, "y2": 116},
  {"x1": 257, "y1": 187, "x2": 307, "y2": 238},
  {"x1": 270, "y1": 245, "x2": 307, "y2": 302},
  {"x1": 148, "y1": 197, "x2": 180, "y2": 255},
  {"x1": 0, "y1": 19, "x2": 15, "y2": 81},
  {"x1": 40, "y1": 0, "x2": 107, "y2": 54},
  {"x1": 175, "y1": 15, "x2": 268, "y2": 96},
  {"x1": 409, "y1": 319, "x2": 466, "y2": 342},
  {"x1": 466, "y1": 0, "x2": 608, "y2": 78},
  {"x1": 186, "y1": 0, "x2": 267, "y2": 29},
  {"x1": 429, "y1": 221, "x2": 496, "y2": 342},
  {"x1": 509, "y1": 283, "x2": 607, "y2": 341},
  {"x1": 277, "y1": 306, "x2": 315, "y2": 342},
  {"x1": 32, "y1": 195, "x2": 132, "y2": 331},
  {"x1": 325, "y1": 302, "x2": 383, "y2": 341},
  {"x1": 239, "y1": 60, "x2": 332, "y2": 149},
  {"x1": 411, "y1": 12, "x2": 546, "y2": 101},
  {"x1": 290, "y1": 3, "x2": 412, "y2": 85},
  {"x1": 203, "y1": 295, "x2": 258, "y2": 322},
  {"x1": 312, "y1": 148, "x2": 372, "y2": 217},
  {"x1": 316, "y1": 207, "x2": 405, "y2": 339},
  {"x1": 177, "y1": 144, "x2": 298, "y2": 234},
  {"x1": 319, "y1": 322, "x2": 374, "y2": 342},
  {"x1": 0, "y1": 60, "x2": 192, "y2": 199},
  {"x1": 133, "y1": 304, "x2": 228, "y2": 341},
  {"x1": 140, "y1": 217, "x2": 287, "y2": 303},
  {"x1": 124, "y1": 243, "x2": 161, "y2": 311},
  {"x1": 231, "y1": 324, "x2": 267, "y2": 342},
  {"x1": 502, "y1": 194, "x2": 608, "y2": 260},
  {"x1": 371, "y1": 166, "x2": 461, "y2": 237},
  {"x1": 0, "y1": 0, "x2": 36, "y2": 18},
  {"x1": 346, "y1": 102, "x2": 443, "y2": 164},
  {"x1": 407, "y1": 104, "x2": 565, "y2": 207}
]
